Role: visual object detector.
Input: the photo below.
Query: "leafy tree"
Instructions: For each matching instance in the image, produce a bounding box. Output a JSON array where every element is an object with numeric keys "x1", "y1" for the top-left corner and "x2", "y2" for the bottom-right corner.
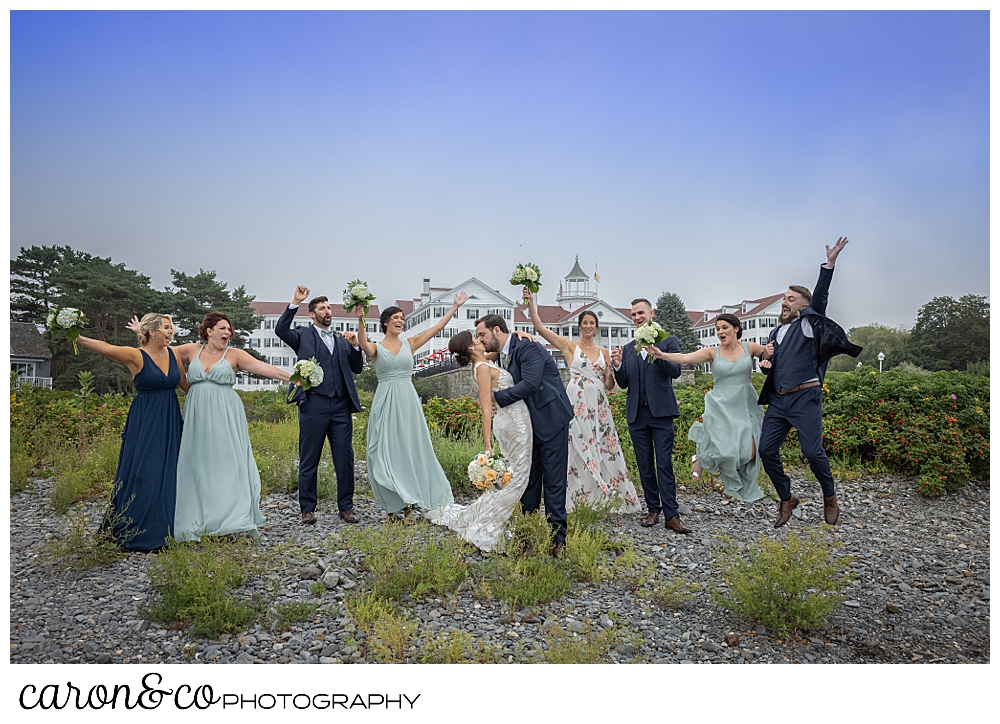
[
  {"x1": 167, "y1": 269, "x2": 260, "y2": 348},
  {"x1": 10, "y1": 245, "x2": 73, "y2": 323},
  {"x1": 826, "y1": 324, "x2": 910, "y2": 372},
  {"x1": 905, "y1": 295, "x2": 989, "y2": 371},
  {"x1": 49, "y1": 249, "x2": 170, "y2": 392},
  {"x1": 654, "y1": 291, "x2": 700, "y2": 353}
]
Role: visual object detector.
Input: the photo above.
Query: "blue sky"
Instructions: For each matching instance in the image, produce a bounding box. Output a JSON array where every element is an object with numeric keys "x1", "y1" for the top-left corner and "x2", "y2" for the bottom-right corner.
[{"x1": 10, "y1": 10, "x2": 989, "y2": 330}]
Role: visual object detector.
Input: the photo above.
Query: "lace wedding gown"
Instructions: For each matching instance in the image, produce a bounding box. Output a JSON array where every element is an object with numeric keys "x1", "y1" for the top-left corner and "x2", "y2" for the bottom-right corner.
[{"x1": 425, "y1": 361, "x2": 533, "y2": 552}]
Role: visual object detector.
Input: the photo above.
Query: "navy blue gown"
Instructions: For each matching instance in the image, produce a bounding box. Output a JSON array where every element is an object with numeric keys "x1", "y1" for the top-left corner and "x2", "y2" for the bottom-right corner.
[{"x1": 103, "y1": 349, "x2": 182, "y2": 551}]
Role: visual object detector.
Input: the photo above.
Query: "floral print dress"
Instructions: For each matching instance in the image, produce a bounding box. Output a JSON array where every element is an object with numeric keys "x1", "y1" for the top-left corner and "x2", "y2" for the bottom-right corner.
[{"x1": 566, "y1": 347, "x2": 641, "y2": 513}]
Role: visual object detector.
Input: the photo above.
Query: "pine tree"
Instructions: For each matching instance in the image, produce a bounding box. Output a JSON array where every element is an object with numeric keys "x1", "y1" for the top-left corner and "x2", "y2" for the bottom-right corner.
[
  {"x1": 654, "y1": 291, "x2": 700, "y2": 353},
  {"x1": 167, "y1": 269, "x2": 261, "y2": 348},
  {"x1": 10, "y1": 245, "x2": 72, "y2": 323}
]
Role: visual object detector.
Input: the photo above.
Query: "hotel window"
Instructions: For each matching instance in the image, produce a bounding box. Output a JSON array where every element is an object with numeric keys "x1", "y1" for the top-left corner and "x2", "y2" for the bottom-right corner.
[
  {"x1": 572, "y1": 327, "x2": 579, "y2": 337},
  {"x1": 601, "y1": 329, "x2": 609, "y2": 338},
  {"x1": 264, "y1": 338, "x2": 272, "y2": 348},
  {"x1": 467, "y1": 309, "x2": 479, "y2": 319},
  {"x1": 562, "y1": 327, "x2": 570, "y2": 336},
  {"x1": 611, "y1": 329, "x2": 618, "y2": 337}
]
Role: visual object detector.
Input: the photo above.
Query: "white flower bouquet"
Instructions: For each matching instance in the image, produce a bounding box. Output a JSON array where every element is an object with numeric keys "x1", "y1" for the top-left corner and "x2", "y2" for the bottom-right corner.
[
  {"x1": 342, "y1": 280, "x2": 376, "y2": 316},
  {"x1": 509, "y1": 263, "x2": 541, "y2": 303},
  {"x1": 467, "y1": 451, "x2": 514, "y2": 492},
  {"x1": 635, "y1": 321, "x2": 668, "y2": 363},
  {"x1": 47, "y1": 307, "x2": 88, "y2": 355},
  {"x1": 288, "y1": 357, "x2": 325, "y2": 402}
]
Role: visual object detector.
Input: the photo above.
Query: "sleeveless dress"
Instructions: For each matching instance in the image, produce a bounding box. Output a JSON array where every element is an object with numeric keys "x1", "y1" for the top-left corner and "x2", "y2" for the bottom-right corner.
[
  {"x1": 566, "y1": 346, "x2": 642, "y2": 513},
  {"x1": 173, "y1": 346, "x2": 265, "y2": 542},
  {"x1": 426, "y1": 361, "x2": 533, "y2": 551},
  {"x1": 102, "y1": 349, "x2": 182, "y2": 551},
  {"x1": 688, "y1": 341, "x2": 765, "y2": 502},
  {"x1": 367, "y1": 342, "x2": 455, "y2": 513}
]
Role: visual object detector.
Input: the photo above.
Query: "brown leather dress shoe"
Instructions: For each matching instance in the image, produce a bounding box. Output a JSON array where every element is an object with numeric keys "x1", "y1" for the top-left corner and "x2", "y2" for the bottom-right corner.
[
  {"x1": 552, "y1": 541, "x2": 565, "y2": 558},
  {"x1": 774, "y1": 496, "x2": 799, "y2": 528},
  {"x1": 338, "y1": 508, "x2": 359, "y2": 524},
  {"x1": 301, "y1": 511, "x2": 317, "y2": 525},
  {"x1": 640, "y1": 511, "x2": 660, "y2": 527},
  {"x1": 823, "y1": 495, "x2": 840, "y2": 525},
  {"x1": 664, "y1": 515, "x2": 692, "y2": 534}
]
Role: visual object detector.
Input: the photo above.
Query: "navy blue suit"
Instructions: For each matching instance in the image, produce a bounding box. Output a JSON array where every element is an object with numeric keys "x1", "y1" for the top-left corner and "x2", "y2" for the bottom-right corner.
[
  {"x1": 493, "y1": 334, "x2": 574, "y2": 543},
  {"x1": 759, "y1": 265, "x2": 844, "y2": 501},
  {"x1": 613, "y1": 336, "x2": 683, "y2": 520},
  {"x1": 275, "y1": 306, "x2": 364, "y2": 514}
]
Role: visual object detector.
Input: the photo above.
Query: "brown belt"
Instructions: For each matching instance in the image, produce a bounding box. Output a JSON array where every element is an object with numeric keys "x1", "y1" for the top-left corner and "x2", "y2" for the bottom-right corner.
[{"x1": 779, "y1": 381, "x2": 821, "y2": 394}]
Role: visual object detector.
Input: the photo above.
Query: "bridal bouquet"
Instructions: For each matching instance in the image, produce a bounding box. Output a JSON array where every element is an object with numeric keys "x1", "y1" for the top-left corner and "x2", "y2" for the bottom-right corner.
[
  {"x1": 635, "y1": 321, "x2": 668, "y2": 362},
  {"x1": 47, "y1": 307, "x2": 88, "y2": 355},
  {"x1": 288, "y1": 357, "x2": 324, "y2": 402},
  {"x1": 509, "y1": 263, "x2": 541, "y2": 303},
  {"x1": 468, "y1": 451, "x2": 514, "y2": 492},
  {"x1": 342, "y1": 280, "x2": 377, "y2": 316}
]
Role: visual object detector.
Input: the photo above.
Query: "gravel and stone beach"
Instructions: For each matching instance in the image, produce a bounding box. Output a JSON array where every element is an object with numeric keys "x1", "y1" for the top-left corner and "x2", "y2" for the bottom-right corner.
[{"x1": 10, "y1": 464, "x2": 989, "y2": 665}]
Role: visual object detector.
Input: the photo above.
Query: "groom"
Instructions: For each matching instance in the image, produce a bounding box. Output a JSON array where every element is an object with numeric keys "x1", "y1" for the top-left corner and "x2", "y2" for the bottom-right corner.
[
  {"x1": 476, "y1": 314, "x2": 574, "y2": 556},
  {"x1": 758, "y1": 238, "x2": 861, "y2": 528},
  {"x1": 612, "y1": 298, "x2": 691, "y2": 534},
  {"x1": 276, "y1": 285, "x2": 364, "y2": 525}
]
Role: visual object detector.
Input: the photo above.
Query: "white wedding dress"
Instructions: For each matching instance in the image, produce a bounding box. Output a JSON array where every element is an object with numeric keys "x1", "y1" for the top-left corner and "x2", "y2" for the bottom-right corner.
[{"x1": 425, "y1": 361, "x2": 533, "y2": 552}]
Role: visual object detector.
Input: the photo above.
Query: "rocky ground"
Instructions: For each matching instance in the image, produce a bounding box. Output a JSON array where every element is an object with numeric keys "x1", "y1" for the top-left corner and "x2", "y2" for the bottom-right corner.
[{"x1": 9, "y1": 464, "x2": 990, "y2": 664}]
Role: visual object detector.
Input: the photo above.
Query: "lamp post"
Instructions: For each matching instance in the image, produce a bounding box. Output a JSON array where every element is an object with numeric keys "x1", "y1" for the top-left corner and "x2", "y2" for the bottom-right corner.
[{"x1": 877, "y1": 351, "x2": 885, "y2": 373}]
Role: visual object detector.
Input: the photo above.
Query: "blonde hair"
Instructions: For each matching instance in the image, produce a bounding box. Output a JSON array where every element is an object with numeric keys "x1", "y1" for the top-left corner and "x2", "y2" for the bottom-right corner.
[{"x1": 136, "y1": 313, "x2": 170, "y2": 345}]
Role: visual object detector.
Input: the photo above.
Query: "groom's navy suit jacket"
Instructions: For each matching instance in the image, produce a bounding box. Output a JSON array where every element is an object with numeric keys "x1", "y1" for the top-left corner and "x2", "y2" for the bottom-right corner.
[
  {"x1": 613, "y1": 337, "x2": 682, "y2": 425},
  {"x1": 758, "y1": 265, "x2": 862, "y2": 406},
  {"x1": 274, "y1": 306, "x2": 364, "y2": 413},
  {"x1": 492, "y1": 334, "x2": 573, "y2": 442}
]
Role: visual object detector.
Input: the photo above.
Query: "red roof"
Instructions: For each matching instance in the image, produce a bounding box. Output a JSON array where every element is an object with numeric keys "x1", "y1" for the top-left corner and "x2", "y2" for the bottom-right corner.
[
  {"x1": 395, "y1": 300, "x2": 414, "y2": 315},
  {"x1": 692, "y1": 293, "x2": 783, "y2": 328}
]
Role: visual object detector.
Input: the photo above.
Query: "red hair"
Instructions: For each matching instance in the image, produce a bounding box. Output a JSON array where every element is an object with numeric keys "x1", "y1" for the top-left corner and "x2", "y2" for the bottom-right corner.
[{"x1": 199, "y1": 312, "x2": 235, "y2": 342}]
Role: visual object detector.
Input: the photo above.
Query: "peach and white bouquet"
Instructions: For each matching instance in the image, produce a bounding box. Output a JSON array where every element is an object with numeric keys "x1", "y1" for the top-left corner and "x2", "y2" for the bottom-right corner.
[{"x1": 467, "y1": 451, "x2": 513, "y2": 491}]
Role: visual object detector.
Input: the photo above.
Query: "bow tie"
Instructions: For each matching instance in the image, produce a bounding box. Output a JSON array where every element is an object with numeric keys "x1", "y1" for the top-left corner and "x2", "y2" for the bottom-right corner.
[{"x1": 320, "y1": 329, "x2": 339, "y2": 338}]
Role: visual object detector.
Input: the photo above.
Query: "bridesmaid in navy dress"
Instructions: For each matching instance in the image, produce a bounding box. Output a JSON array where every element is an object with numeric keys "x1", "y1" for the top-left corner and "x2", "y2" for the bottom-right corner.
[{"x1": 76, "y1": 313, "x2": 186, "y2": 551}]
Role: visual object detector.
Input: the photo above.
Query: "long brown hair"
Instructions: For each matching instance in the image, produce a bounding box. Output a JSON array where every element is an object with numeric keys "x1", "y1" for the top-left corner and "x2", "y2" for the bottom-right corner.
[{"x1": 199, "y1": 312, "x2": 235, "y2": 342}]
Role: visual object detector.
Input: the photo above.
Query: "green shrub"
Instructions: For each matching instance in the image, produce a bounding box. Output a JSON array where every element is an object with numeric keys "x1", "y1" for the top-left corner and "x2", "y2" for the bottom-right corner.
[
  {"x1": 343, "y1": 521, "x2": 469, "y2": 602},
  {"x1": 51, "y1": 430, "x2": 121, "y2": 514},
  {"x1": 650, "y1": 576, "x2": 700, "y2": 609},
  {"x1": 539, "y1": 621, "x2": 632, "y2": 664},
  {"x1": 43, "y1": 513, "x2": 126, "y2": 570},
  {"x1": 418, "y1": 627, "x2": 502, "y2": 664},
  {"x1": 344, "y1": 591, "x2": 395, "y2": 635},
  {"x1": 712, "y1": 530, "x2": 855, "y2": 636},
  {"x1": 370, "y1": 609, "x2": 418, "y2": 663},
  {"x1": 609, "y1": 539, "x2": 656, "y2": 593},
  {"x1": 249, "y1": 420, "x2": 300, "y2": 496},
  {"x1": 269, "y1": 600, "x2": 320, "y2": 631},
  {"x1": 480, "y1": 555, "x2": 572, "y2": 611},
  {"x1": 10, "y1": 429, "x2": 34, "y2": 495},
  {"x1": 423, "y1": 396, "x2": 482, "y2": 437},
  {"x1": 563, "y1": 526, "x2": 610, "y2": 583},
  {"x1": 142, "y1": 537, "x2": 266, "y2": 638}
]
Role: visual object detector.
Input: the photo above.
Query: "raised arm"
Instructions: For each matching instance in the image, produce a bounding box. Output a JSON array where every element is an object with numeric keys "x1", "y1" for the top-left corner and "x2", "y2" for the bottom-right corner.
[
  {"x1": 475, "y1": 364, "x2": 495, "y2": 454},
  {"x1": 76, "y1": 336, "x2": 143, "y2": 376},
  {"x1": 228, "y1": 348, "x2": 291, "y2": 382},
  {"x1": 353, "y1": 307, "x2": 378, "y2": 359},
  {"x1": 612, "y1": 345, "x2": 629, "y2": 389},
  {"x1": 275, "y1": 286, "x2": 310, "y2": 348},
  {"x1": 408, "y1": 293, "x2": 469, "y2": 352},
  {"x1": 522, "y1": 288, "x2": 574, "y2": 359},
  {"x1": 646, "y1": 345, "x2": 715, "y2": 366}
]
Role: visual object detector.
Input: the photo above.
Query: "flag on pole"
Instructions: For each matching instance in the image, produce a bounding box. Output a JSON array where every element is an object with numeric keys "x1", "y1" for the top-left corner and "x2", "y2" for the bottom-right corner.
[{"x1": 594, "y1": 264, "x2": 601, "y2": 284}]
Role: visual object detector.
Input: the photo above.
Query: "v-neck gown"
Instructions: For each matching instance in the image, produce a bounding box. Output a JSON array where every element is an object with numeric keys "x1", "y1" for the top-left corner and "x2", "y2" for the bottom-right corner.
[
  {"x1": 103, "y1": 349, "x2": 182, "y2": 551},
  {"x1": 173, "y1": 347, "x2": 265, "y2": 541},
  {"x1": 366, "y1": 343, "x2": 454, "y2": 513},
  {"x1": 687, "y1": 342, "x2": 765, "y2": 502}
]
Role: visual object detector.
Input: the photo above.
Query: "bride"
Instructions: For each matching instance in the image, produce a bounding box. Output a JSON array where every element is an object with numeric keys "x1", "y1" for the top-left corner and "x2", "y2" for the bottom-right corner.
[{"x1": 425, "y1": 330, "x2": 533, "y2": 552}]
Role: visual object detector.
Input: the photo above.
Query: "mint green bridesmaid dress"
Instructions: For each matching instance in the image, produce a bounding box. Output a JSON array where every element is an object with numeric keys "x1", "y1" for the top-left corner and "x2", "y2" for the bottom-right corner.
[
  {"x1": 173, "y1": 347, "x2": 265, "y2": 541},
  {"x1": 367, "y1": 343, "x2": 455, "y2": 513},
  {"x1": 688, "y1": 342, "x2": 765, "y2": 502}
]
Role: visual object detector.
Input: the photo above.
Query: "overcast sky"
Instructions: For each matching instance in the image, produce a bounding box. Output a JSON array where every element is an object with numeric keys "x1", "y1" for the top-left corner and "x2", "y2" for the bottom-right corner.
[{"x1": 10, "y1": 10, "x2": 989, "y2": 330}]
